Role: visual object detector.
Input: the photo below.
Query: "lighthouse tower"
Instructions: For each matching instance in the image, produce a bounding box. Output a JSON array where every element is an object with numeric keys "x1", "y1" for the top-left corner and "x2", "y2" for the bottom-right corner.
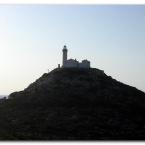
[{"x1": 62, "y1": 45, "x2": 68, "y2": 66}]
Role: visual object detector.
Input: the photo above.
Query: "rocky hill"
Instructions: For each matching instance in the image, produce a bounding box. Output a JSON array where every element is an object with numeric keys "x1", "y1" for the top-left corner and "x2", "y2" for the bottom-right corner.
[{"x1": 0, "y1": 68, "x2": 145, "y2": 140}]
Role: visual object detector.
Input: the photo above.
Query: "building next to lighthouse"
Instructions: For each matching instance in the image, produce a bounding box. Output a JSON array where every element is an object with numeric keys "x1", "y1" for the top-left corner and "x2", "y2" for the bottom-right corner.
[{"x1": 62, "y1": 45, "x2": 90, "y2": 68}]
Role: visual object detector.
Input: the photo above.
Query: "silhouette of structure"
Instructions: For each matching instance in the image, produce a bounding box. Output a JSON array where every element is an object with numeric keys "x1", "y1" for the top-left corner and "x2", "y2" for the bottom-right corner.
[{"x1": 62, "y1": 45, "x2": 90, "y2": 68}]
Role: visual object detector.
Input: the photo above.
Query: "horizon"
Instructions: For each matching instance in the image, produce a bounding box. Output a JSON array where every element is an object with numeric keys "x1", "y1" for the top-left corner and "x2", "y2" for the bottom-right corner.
[{"x1": 0, "y1": 5, "x2": 145, "y2": 95}]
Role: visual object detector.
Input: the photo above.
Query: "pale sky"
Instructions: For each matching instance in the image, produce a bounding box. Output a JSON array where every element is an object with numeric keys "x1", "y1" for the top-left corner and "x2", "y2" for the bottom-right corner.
[{"x1": 0, "y1": 5, "x2": 145, "y2": 95}]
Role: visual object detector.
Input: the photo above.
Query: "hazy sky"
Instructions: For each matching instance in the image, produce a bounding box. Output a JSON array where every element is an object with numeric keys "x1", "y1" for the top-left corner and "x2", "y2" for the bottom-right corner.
[{"x1": 0, "y1": 5, "x2": 145, "y2": 95}]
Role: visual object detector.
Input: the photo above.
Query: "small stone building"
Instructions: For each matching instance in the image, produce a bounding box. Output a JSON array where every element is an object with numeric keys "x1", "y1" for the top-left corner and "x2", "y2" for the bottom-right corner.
[{"x1": 62, "y1": 45, "x2": 90, "y2": 68}]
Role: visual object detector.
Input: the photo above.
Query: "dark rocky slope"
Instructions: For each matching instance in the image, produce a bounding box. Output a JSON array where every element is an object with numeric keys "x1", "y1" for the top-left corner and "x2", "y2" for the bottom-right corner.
[{"x1": 0, "y1": 68, "x2": 145, "y2": 140}]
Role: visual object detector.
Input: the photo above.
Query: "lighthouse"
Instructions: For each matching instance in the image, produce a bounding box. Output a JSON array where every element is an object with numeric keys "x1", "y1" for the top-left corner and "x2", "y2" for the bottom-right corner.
[
  {"x1": 61, "y1": 45, "x2": 90, "y2": 68},
  {"x1": 62, "y1": 45, "x2": 68, "y2": 66}
]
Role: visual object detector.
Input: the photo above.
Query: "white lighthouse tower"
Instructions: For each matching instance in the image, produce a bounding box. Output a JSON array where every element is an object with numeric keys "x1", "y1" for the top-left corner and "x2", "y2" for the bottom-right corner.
[
  {"x1": 61, "y1": 45, "x2": 90, "y2": 68},
  {"x1": 62, "y1": 45, "x2": 68, "y2": 66}
]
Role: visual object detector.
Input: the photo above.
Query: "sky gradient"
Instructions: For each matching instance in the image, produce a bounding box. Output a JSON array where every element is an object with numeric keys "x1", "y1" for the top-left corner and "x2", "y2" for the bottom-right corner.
[{"x1": 0, "y1": 5, "x2": 145, "y2": 95}]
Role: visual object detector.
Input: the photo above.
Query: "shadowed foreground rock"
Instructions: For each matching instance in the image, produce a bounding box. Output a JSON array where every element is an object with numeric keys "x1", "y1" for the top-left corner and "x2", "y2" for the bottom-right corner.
[{"x1": 0, "y1": 68, "x2": 145, "y2": 140}]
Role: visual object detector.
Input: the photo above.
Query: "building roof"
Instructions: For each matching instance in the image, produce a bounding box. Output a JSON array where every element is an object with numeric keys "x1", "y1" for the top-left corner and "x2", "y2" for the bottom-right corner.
[
  {"x1": 82, "y1": 59, "x2": 90, "y2": 62},
  {"x1": 67, "y1": 59, "x2": 78, "y2": 63}
]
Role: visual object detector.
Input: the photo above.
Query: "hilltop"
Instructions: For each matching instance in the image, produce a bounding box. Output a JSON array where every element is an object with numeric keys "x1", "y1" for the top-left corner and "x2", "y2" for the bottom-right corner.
[{"x1": 0, "y1": 68, "x2": 145, "y2": 140}]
